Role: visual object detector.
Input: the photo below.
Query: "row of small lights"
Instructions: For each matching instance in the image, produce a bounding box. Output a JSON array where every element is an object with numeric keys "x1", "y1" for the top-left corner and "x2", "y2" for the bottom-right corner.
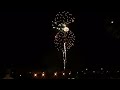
[
  {"x1": 18, "y1": 71, "x2": 71, "y2": 77},
  {"x1": 33, "y1": 72, "x2": 76, "y2": 79},
  {"x1": 16, "y1": 67, "x2": 120, "y2": 77},
  {"x1": 17, "y1": 71, "x2": 120, "y2": 77},
  {"x1": 19, "y1": 72, "x2": 45, "y2": 77}
]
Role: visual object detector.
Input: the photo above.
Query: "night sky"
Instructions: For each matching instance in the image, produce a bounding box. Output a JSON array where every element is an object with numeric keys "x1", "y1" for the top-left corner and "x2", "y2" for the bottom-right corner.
[{"x1": 1, "y1": 8, "x2": 120, "y2": 71}]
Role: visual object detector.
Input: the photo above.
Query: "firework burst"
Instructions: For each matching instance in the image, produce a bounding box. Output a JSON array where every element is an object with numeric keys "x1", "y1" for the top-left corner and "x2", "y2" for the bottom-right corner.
[
  {"x1": 54, "y1": 30, "x2": 75, "y2": 51},
  {"x1": 52, "y1": 11, "x2": 75, "y2": 31},
  {"x1": 52, "y1": 11, "x2": 75, "y2": 70}
]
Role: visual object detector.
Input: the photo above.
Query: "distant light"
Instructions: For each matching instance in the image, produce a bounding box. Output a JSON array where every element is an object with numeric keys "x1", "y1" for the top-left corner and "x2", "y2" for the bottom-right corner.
[
  {"x1": 20, "y1": 75, "x2": 21, "y2": 77},
  {"x1": 71, "y1": 78, "x2": 75, "y2": 79},
  {"x1": 42, "y1": 73, "x2": 45, "y2": 77},
  {"x1": 101, "y1": 68, "x2": 103, "y2": 70},
  {"x1": 111, "y1": 21, "x2": 114, "y2": 23},
  {"x1": 29, "y1": 72, "x2": 31, "y2": 74},
  {"x1": 63, "y1": 72, "x2": 65, "y2": 76},
  {"x1": 81, "y1": 71, "x2": 83, "y2": 73},
  {"x1": 77, "y1": 72, "x2": 78, "y2": 74},
  {"x1": 34, "y1": 73, "x2": 37, "y2": 77},
  {"x1": 106, "y1": 71, "x2": 109, "y2": 73},
  {"x1": 86, "y1": 68, "x2": 88, "y2": 71},
  {"x1": 42, "y1": 72, "x2": 45, "y2": 77},
  {"x1": 68, "y1": 78, "x2": 75, "y2": 79},
  {"x1": 54, "y1": 72, "x2": 57, "y2": 76},
  {"x1": 93, "y1": 71, "x2": 95, "y2": 73},
  {"x1": 84, "y1": 72, "x2": 86, "y2": 74},
  {"x1": 12, "y1": 72, "x2": 14, "y2": 74},
  {"x1": 117, "y1": 71, "x2": 119, "y2": 73},
  {"x1": 69, "y1": 71, "x2": 71, "y2": 75}
]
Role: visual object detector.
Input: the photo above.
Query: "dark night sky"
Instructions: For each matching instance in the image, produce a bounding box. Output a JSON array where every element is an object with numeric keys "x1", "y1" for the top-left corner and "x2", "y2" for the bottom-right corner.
[{"x1": 0, "y1": 8, "x2": 120, "y2": 70}]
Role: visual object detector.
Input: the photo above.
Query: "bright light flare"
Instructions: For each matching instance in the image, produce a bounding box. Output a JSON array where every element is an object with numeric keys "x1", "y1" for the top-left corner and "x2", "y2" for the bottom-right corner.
[
  {"x1": 62, "y1": 26, "x2": 69, "y2": 32},
  {"x1": 34, "y1": 73, "x2": 37, "y2": 77},
  {"x1": 62, "y1": 72, "x2": 65, "y2": 76},
  {"x1": 111, "y1": 21, "x2": 114, "y2": 23},
  {"x1": 42, "y1": 72, "x2": 45, "y2": 77},
  {"x1": 69, "y1": 71, "x2": 71, "y2": 75},
  {"x1": 54, "y1": 72, "x2": 57, "y2": 76}
]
